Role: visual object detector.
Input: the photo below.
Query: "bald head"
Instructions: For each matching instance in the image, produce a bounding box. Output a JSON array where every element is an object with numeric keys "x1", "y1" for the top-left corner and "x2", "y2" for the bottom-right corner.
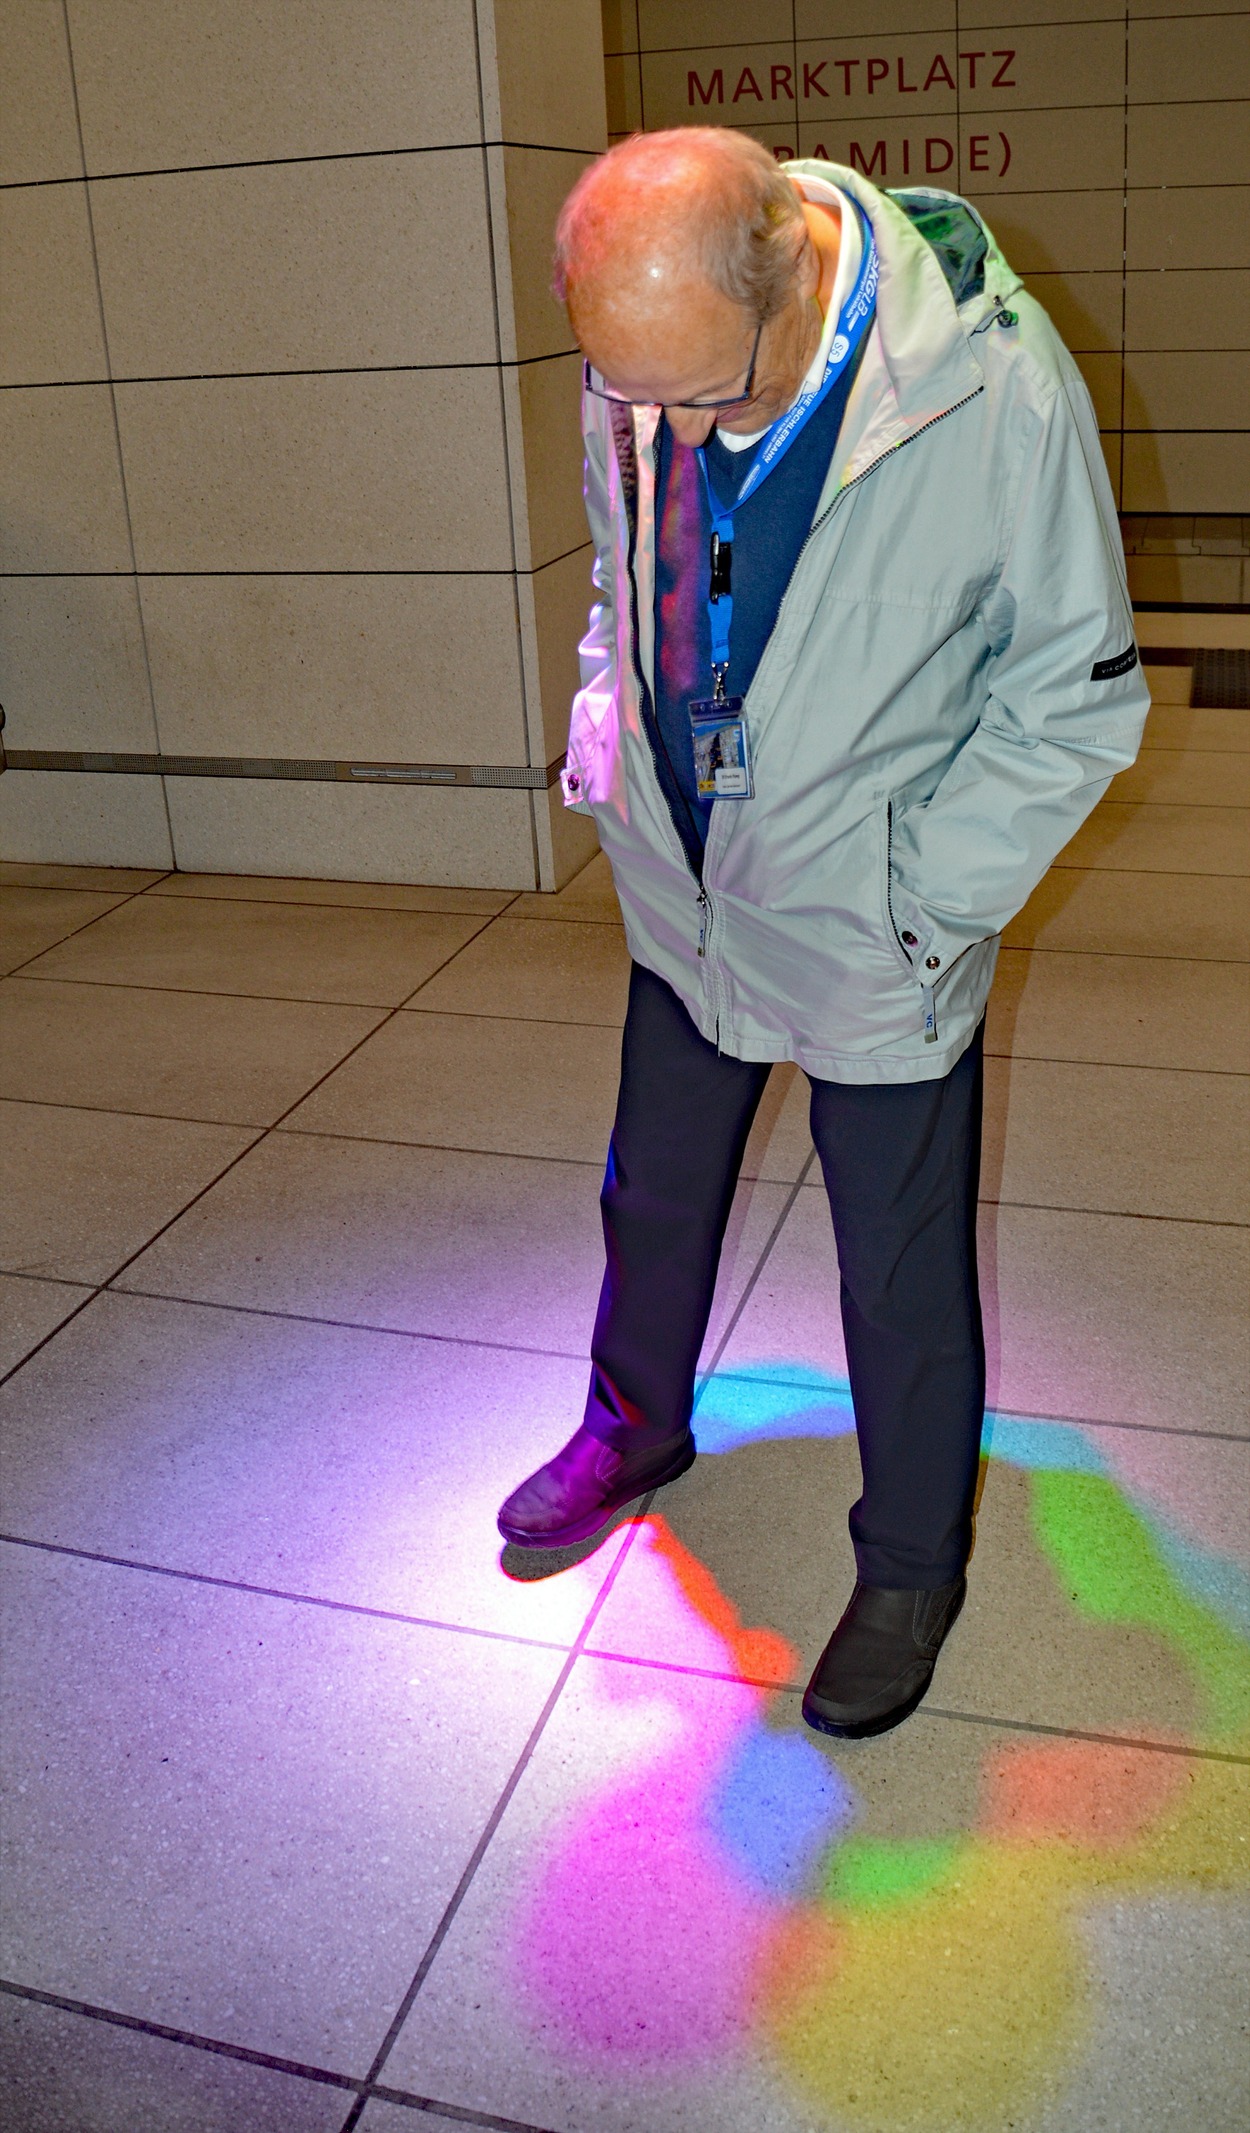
[
  {"x1": 554, "y1": 129, "x2": 806, "y2": 338},
  {"x1": 555, "y1": 129, "x2": 828, "y2": 443}
]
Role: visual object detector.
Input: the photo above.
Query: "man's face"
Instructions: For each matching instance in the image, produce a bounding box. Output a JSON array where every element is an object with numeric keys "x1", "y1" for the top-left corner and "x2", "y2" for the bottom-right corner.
[{"x1": 571, "y1": 266, "x2": 808, "y2": 448}]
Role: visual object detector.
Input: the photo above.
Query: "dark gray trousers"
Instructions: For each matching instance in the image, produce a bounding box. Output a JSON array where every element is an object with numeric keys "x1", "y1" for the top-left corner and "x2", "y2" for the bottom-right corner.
[{"x1": 583, "y1": 962, "x2": 986, "y2": 1588}]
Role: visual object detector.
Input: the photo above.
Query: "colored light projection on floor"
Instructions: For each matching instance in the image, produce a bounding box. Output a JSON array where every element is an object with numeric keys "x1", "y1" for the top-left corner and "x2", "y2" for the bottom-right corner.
[{"x1": 510, "y1": 1368, "x2": 1250, "y2": 2130}]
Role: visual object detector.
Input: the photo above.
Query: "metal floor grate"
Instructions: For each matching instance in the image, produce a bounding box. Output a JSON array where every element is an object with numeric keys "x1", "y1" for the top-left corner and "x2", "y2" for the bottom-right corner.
[{"x1": 1191, "y1": 649, "x2": 1250, "y2": 709}]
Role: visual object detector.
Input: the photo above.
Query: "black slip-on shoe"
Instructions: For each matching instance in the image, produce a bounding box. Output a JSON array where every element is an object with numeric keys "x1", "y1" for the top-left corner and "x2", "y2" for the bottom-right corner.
[
  {"x1": 497, "y1": 1423, "x2": 696, "y2": 1550},
  {"x1": 802, "y1": 1577, "x2": 967, "y2": 1741}
]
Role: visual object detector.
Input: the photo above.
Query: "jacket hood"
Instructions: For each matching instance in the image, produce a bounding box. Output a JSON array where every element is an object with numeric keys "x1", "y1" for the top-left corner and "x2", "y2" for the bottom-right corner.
[{"x1": 783, "y1": 161, "x2": 991, "y2": 434}]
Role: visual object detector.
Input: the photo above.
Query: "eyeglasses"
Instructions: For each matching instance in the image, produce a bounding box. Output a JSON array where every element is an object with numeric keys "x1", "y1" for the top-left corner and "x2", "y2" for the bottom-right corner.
[{"x1": 582, "y1": 319, "x2": 764, "y2": 412}]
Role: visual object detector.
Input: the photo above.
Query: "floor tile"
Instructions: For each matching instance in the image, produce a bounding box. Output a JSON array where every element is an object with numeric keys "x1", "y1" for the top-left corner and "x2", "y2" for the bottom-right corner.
[
  {"x1": 585, "y1": 1423, "x2": 1249, "y2": 1742},
  {"x1": 1139, "y1": 704, "x2": 1249, "y2": 751},
  {"x1": 0, "y1": 1273, "x2": 93, "y2": 1378},
  {"x1": 982, "y1": 1057, "x2": 1249, "y2": 1222},
  {"x1": 148, "y1": 873, "x2": 512, "y2": 915},
  {"x1": 1026, "y1": 1896, "x2": 1250, "y2": 2133},
  {"x1": 0, "y1": 863, "x2": 166, "y2": 891},
  {"x1": 1005, "y1": 866, "x2": 1249, "y2": 961},
  {"x1": 0, "y1": 1545, "x2": 564, "y2": 2073},
  {"x1": 739, "y1": 1060, "x2": 815, "y2": 1185},
  {"x1": 0, "y1": 1291, "x2": 621, "y2": 1644},
  {"x1": 0, "y1": 1101, "x2": 255, "y2": 1283},
  {"x1": 382, "y1": 1652, "x2": 1249, "y2": 2131},
  {"x1": 1113, "y1": 749, "x2": 1250, "y2": 809},
  {"x1": 116, "y1": 1132, "x2": 787, "y2": 1364},
  {"x1": 20, "y1": 893, "x2": 488, "y2": 1006},
  {"x1": 0, "y1": 977, "x2": 386, "y2": 1125},
  {"x1": 715, "y1": 1194, "x2": 1250, "y2": 1436},
  {"x1": 283, "y1": 1010, "x2": 624, "y2": 1163},
  {"x1": 984, "y1": 1204, "x2": 1249, "y2": 1438},
  {"x1": 1057, "y1": 802, "x2": 1247, "y2": 876},
  {"x1": 0, "y1": 1991, "x2": 350, "y2": 2133},
  {"x1": 409, "y1": 919, "x2": 631, "y2": 1027},
  {"x1": 0, "y1": 885, "x2": 133, "y2": 976},
  {"x1": 985, "y1": 948, "x2": 1249, "y2": 1072},
  {"x1": 510, "y1": 848, "x2": 621, "y2": 923},
  {"x1": 283, "y1": 1007, "x2": 811, "y2": 1184}
]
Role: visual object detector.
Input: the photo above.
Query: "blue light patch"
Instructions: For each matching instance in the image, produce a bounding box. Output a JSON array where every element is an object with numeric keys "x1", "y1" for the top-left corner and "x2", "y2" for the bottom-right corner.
[
  {"x1": 693, "y1": 1365, "x2": 856, "y2": 1454},
  {"x1": 703, "y1": 1724, "x2": 856, "y2": 1898}
]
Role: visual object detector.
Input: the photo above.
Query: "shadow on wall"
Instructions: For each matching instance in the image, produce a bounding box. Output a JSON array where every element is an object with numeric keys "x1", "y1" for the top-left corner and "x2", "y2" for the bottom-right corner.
[{"x1": 500, "y1": 1367, "x2": 1249, "y2": 2128}]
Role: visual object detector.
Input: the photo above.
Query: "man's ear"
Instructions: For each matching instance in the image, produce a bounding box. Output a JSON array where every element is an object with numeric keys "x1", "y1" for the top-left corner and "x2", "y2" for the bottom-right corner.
[{"x1": 796, "y1": 227, "x2": 821, "y2": 303}]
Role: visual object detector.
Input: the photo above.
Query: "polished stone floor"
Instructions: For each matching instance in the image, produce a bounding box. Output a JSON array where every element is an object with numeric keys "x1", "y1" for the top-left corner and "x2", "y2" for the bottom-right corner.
[{"x1": 1, "y1": 663, "x2": 1247, "y2": 2132}]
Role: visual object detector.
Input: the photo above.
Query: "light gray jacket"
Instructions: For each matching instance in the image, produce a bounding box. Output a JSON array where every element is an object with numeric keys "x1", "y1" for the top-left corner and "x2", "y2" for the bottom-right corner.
[{"x1": 562, "y1": 163, "x2": 1150, "y2": 1083}]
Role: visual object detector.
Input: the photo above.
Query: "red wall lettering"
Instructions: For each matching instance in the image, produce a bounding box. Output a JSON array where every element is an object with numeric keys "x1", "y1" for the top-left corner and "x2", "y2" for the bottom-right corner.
[
  {"x1": 959, "y1": 51, "x2": 987, "y2": 87},
  {"x1": 833, "y1": 59, "x2": 858, "y2": 94},
  {"x1": 850, "y1": 139, "x2": 887, "y2": 175},
  {"x1": 898, "y1": 57, "x2": 918, "y2": 93},
  {"x1": 771, "y1": 63, "x2": 794, "y2": 100},
  {"x1": 923, "y1": 54, "x2": 956, "y2": 92},
  {"x1": 733, "y1": 65, "x2": 763, "y2": 101},
  {"x1": 866, "y1": 57, "x2": 890, "y2": 92},
  {"x1": 968, "y1": 133, "x2": 990, "y2": 170},
  {"x1": 992, "y1": 50, "x2": 1017, "y2": 87},
  {"x1": 804, "y1": 60, "x2": 830, "y2": 96},
  {"x1": 687, "y1": 68, "x2": 723, "y2": 106},
  {"x1": 926, "y1": 136, "x2": 954, "y2": 173}
]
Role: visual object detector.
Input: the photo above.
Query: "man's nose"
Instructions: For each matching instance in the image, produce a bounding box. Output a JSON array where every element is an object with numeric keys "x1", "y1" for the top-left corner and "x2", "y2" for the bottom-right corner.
[{"x1": 663, "y1": 406, "x2": 718, "y2": 448}]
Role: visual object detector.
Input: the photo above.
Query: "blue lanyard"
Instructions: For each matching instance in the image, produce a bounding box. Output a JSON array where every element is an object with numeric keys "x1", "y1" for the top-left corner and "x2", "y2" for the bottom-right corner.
[{"x1": 696, "y1": 208, "x2": 877, "y2": 693}]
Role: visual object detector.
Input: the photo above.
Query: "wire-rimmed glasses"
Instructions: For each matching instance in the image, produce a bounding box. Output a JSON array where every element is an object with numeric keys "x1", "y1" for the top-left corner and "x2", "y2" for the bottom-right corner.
[{"x1": 582, "y1": 319, "x2": 764, "y2": 412}]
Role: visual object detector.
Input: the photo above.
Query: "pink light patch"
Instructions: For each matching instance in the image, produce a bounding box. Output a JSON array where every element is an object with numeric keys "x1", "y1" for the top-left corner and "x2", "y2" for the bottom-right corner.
[{"x1": 513, "y1": 1751, "x2": 782, "y2": 2062}]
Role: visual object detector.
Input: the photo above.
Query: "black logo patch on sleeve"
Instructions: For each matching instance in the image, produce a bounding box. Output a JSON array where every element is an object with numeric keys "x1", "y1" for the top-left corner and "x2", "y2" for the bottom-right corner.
[{"x1": 1090, "y1": 645, "x2": 1139, "y2": 681}]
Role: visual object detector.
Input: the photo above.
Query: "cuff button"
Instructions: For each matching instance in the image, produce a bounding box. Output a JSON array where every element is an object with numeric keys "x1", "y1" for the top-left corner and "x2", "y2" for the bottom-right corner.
[{"x1": 925, "y1": 955, "x2": 941, "y2": 970}]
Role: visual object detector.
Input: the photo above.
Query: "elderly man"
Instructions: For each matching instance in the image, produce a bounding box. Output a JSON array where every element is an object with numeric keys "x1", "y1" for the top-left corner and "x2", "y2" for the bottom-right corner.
[{"x1": 497, "y1": 129, "x2": 1148, "y2": 1739}]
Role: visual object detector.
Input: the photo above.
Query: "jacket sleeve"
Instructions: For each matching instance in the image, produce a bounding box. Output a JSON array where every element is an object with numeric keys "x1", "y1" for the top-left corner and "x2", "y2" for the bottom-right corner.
[
  {"x1": 562, "y1": 403, "x2": 621, "y2": 813},
  {"x1": 887, "y1": 365, "x2": 1150, "y2": 979}
]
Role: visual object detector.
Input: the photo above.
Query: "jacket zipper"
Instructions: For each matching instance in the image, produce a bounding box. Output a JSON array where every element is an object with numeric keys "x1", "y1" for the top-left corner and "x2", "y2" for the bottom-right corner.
[{"x1": 625, "y1": 384, "x2": 984, "y2": 980}]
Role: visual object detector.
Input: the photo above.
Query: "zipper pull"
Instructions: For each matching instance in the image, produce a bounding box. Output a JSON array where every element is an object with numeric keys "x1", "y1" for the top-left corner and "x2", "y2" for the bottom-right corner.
[
  {"x1": 697, "y1": 889, "x2": 709, "y2": 958},
  {"x1": 922, "y1": 985, "x2": 938, "y2": 1043}
]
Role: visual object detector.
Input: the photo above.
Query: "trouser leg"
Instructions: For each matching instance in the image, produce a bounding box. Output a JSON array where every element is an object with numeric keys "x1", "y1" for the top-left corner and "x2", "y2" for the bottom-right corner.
[
  {"x1": 808, "y1": 1026, "x2": 986, "y2": 1589},
  {"x1": 584, "y1": 962, "x2": 772, "y2": 1450}
]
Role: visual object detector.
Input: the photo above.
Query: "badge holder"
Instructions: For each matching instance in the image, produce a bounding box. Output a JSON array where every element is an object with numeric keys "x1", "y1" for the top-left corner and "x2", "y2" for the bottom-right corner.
[{"x1": 689, "y1": 691, "x2": 752, "y2": 799}]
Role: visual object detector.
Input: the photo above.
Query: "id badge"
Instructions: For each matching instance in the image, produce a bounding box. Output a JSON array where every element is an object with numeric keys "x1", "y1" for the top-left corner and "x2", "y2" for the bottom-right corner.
[{"x1": 689, "y1": 695, "x2": 753, "y2": 800}]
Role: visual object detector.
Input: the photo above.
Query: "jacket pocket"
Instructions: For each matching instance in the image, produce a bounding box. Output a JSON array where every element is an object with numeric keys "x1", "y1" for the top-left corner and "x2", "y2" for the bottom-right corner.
[{"x1": 880, "y1": 797, "x2": 922, "y2": 982}]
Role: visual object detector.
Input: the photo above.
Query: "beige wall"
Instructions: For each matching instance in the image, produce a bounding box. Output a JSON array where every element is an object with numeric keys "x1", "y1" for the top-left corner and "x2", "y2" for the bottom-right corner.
[
  {"x1": 0, "y1": 0, "x2": 606, "y2": 885},
  {"x1": 604, "y1": 0, "x2": 1250, "y2": 606}
]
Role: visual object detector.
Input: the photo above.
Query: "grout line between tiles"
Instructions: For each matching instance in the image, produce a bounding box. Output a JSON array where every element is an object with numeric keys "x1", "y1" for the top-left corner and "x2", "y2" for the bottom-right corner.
[
  {"x1": 1, "y1": 138, "x2": 604, "y2": 188},
  {"x1": 100, "y1": 1283, "x2": 591, "y2": 1362},
  {"x1": 7, "y1": 352, "x2": 580, "y2": 387},
  {"x1": 0, "y1": 1979, "x2": 566, "y2": 2132},
  {"x1": 336, "y1": 1505, "x2": 652, "y2": 2129},
  {"x1": 0, "y1": 1980, "x2": 359, "y2": 2095},
  {"x1": 2, "y1": 877, "x2": 174, "y2": 981},
  {"x1": 574, "y1": 1650, "x2": 1250, "y2": 1766},
  {"x1": 0, "y1": 1531, "x2": 574, "y2": 1659},
  {"x1": 0, "y1": 908, "x2": 508, "y2": 1389}
]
